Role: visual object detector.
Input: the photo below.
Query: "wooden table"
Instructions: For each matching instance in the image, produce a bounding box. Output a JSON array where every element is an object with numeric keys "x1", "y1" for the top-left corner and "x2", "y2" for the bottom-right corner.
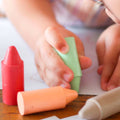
[{"x1": 0, "y1": 90, "x2": 120, "y2": 120}]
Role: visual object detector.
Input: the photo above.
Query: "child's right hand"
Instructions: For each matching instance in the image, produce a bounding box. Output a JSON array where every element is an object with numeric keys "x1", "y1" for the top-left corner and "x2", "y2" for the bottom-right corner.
[{"x1": 34, "y1": 26, "x2": 92, "y2": 88}]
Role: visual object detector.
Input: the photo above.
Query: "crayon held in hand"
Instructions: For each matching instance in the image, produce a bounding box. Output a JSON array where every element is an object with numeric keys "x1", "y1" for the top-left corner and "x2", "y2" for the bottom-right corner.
[
  {"x1": 17, "y1": 86, "x2": 78, "y2": 115},
  {"x1": 56, "y1": 37, "x2": 82, "y2": 92}
]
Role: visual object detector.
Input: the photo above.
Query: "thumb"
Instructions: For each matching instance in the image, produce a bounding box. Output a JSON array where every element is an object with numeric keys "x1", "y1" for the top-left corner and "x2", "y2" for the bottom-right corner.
[
  {"x1": 45, "y1": 26, "x2": 69, "y2": 54},
  {"x1": 75, "y1": 36, "x2": 92, "y2": 69},
  {"x1": 79, "y1": 56, "x2": 92, "y2": 69}
]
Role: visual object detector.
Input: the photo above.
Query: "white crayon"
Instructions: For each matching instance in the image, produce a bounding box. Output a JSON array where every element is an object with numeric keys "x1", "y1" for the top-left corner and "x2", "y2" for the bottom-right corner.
[{"x1": 78, "y1": 87, "x2": 120, "y2": 120}]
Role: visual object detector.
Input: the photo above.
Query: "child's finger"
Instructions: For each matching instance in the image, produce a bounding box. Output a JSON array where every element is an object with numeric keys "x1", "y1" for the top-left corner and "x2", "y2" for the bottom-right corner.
[
  {"x1": 45, "y1": 72, "x2": 71, "y2": 89},
  {"x1": 40, "y1": 41, "x2": 74, "y2": 84},
  {"x1": 61, "y1": 80, "x2": 71, "y2": 89},
  {"x1": 35, "y1": 57, "x2": 44, "y2": 80},
  {"x1": 96, "y1": 39, "x2": 105, "y2": 75},
  {"x1": 73, "y1": 36, "x2": 92, "y2": 69},
  {"x1": 79, "y1": 56, "x2": 92, "y2": 69},
  {"x1": 49, "y1": 77, "x2": 71, "y2": 89},
  {"x1": 105, "y1": 9, "x2": 120, "y2": 24},
  {"x1": 74, "y1": 36, "x2": 85, "y2": 56},
  {"x1": 45, "y1": 26, "x2": 69, "y2": 54},
  {"x1": 107, "y1": 57, "x2": 120, "y2": 90},
  {"x1": 44, "y1": 65, "x2": 72, "y2": 89},
  {"x1": 96, "y1": 37, "x2": 105, "y2": 65},
  {"x1": 97, "y1": 65, "x2": 103, "y2": 75},
  {"x1": 101, "y1": 45, "x2": 120, "y2": 91}
]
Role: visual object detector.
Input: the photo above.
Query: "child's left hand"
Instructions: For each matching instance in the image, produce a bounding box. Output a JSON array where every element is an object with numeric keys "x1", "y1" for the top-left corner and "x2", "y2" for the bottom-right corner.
[{"x1": 96, "y1": 24, "x2": 120, "y2": 91}]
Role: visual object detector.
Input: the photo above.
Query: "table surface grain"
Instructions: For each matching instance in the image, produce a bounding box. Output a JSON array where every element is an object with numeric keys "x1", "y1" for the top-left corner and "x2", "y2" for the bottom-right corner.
[{"x1": 0, "y1": 90, "x2": 120, "y2": 120}]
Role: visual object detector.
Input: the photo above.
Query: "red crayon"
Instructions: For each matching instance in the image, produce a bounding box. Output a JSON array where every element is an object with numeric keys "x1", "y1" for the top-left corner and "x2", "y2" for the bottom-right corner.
[{"x1": 1, "y1": 46, "x2": 24, "y2": 105}]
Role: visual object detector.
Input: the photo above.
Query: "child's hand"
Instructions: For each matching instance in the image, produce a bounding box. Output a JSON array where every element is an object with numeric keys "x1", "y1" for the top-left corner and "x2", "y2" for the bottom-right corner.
[
  {"x1": 96, "y1": 24, "x2": 120, "y2": 91},
  {"x1": 34, "y1": 26, "x2": 92, "y2": 88}
]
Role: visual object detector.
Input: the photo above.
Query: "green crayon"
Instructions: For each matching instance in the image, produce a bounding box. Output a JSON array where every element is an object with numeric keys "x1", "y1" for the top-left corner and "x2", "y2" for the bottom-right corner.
[{"x1": 55, "y1": 37, "x2": 82, "y2": 92}]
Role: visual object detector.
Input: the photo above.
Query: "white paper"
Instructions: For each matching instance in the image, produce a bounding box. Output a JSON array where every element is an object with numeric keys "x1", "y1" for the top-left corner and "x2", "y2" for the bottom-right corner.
[
  {"x1": 0, "y1": 19, "x2": 105, "y2": 95},
  {"x1": 61, "y1": 115, "x2": 87, "y2": 120},
  {"x1": 41, "y1": 115, "x2": 87, "y2": 120},
  {"x1": 42, "y1": 116, "x2": 60, "y2": 120}
]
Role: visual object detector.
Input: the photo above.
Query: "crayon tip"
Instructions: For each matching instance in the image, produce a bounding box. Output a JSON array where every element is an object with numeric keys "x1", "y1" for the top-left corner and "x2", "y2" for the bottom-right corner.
[
  {"x1": 3, "y1": 46, "x2": 22, "y2": 65},
  {"x1": 63, "y1": 88, "x2": 78, "y2": 104},
  {"x1": 78, "y1": 101, "x2": 101, "y2": 120}
]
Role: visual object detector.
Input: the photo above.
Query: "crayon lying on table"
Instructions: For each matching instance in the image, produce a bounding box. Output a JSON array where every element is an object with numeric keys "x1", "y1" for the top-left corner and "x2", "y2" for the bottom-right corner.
[
  {"x1": 79, "y1": 87, "x2": 120, "y2": 120},
  {"x1": 17, "y1": 86, "x2": 78, "y2": 115},
  {"x1": 56, "y1": 37, "x2": 82, "y2": 92}
]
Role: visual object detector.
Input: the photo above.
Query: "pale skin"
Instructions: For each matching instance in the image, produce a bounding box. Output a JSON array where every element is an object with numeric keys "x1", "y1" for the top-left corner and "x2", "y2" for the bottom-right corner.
[
  {"x1": 3, "y1": 0, "x2": 120, "y2": 90},
  {"x1": 97, "y1": 24, "x2": 120, "y2": 91},
  {"x1": 96, "y1": 0, "x2": 120, "y2": 91}
]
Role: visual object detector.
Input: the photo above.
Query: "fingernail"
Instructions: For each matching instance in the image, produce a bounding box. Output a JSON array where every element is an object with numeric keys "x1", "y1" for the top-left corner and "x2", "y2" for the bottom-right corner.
[
  {"x1": 61, "y1": 46, "x2": 67, "y2": 52},
  {"x1": 107, "y1": 85, "x2": 117, "y2": 91},
  {"x1": 97, "y1": 65, "x2": 103, "y2": 75},
  {"x1": 64, "y1": 73, "x2": 73, "y2": 82},
  {"x1": 60, "y1": 46, "x2": 68, "y2": 53},
  {"x1": 60, "y1": 84, "x2": 66, "y2": 88},
  {"x1": 60, "y1": 83, "x2": 71, "y2": 89},
  {"x1": 102, "y1": 82, "x2": 108, "y2": 91}
]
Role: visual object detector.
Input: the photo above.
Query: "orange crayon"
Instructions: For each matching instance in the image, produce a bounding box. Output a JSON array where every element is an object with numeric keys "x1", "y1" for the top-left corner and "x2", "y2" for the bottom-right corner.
[{"x1": 17, "y1": 86, "x2": 78, "y2": 115}]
